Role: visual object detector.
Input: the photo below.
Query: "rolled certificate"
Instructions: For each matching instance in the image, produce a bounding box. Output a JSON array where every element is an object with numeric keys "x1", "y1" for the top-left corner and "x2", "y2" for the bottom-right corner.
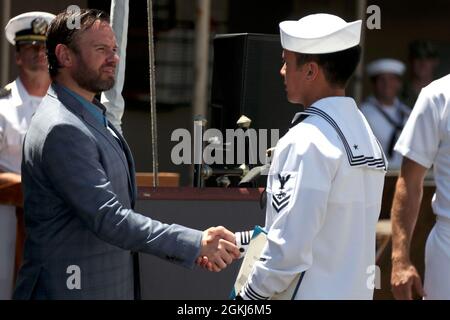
[{"x1": 230, "y1": 226, "x2": 302, "y2": 300}]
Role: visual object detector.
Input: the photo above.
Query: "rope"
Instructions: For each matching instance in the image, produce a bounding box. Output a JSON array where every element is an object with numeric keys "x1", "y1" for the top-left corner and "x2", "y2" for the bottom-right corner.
[{"x1": 146, "y1": 0, "x2": 159, "y2": 186}]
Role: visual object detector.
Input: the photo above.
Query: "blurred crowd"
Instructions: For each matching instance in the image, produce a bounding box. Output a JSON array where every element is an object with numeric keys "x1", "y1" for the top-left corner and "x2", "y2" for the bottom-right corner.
[{"x1": 360, "y1": 40, "x2": 440, "y2": 170}]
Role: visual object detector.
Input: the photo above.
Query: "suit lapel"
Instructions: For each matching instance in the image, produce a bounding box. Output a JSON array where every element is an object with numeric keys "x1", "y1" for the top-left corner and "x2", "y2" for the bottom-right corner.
[
  {"x1": 106, "y1": 120, "x2": 137, "y2": 207},
  {"x1": 52, "y1": 83, "x2": 136, "y2": 205}
]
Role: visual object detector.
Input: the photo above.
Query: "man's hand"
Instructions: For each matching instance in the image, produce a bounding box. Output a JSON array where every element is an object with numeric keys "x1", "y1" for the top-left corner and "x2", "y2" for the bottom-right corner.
[
  {"x1": 198, "y1": 226, "x2": 239, "y2": 272},
  {"x1": 390, "y1": 158, "x2": 428, "y2": 300},
  {"x1": 0, "y1": 172, "x2": 21, "y2": 188},
  {"x1": 391, "y1": 260, "x2": 425, "y2": 300}
]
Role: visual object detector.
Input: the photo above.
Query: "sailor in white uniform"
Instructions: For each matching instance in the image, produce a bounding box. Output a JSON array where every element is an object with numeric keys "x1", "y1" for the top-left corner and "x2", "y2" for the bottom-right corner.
[
  {"x1": 233, "y1": 14, "x2": 387, "y2": 300},
  {"x1": 0, "y1": 11, "x2": 54, "y2": 299},
  {"x1": 391, "y1": 74, "x2": 450, "y2": 300},
  {"x1": 360, "y1": 59, "x2": 411, "y2": 170}
]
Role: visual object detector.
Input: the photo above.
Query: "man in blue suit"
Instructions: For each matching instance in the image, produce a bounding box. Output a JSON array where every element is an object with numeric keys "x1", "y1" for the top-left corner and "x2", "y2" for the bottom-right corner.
[{"x1": 13, "y1": 8, "x2": 239, "y2": 300}]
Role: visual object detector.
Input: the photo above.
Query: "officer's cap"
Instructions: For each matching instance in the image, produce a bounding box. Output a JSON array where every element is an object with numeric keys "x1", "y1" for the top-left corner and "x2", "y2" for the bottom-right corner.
[{"x1": 5, "y1": 11, "x2": 55, "y2": 46}]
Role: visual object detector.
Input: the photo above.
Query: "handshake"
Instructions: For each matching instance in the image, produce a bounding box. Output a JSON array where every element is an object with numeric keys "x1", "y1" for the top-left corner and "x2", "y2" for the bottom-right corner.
[{"x1": 197, "y1": 226, "x2": 242, "y2": 272}]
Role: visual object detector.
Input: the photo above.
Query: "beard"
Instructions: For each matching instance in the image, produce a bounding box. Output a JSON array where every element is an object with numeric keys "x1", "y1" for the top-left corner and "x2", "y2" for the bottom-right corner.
[{"x1": 71, "y1": 54, "x2": 116, "y2": 94}]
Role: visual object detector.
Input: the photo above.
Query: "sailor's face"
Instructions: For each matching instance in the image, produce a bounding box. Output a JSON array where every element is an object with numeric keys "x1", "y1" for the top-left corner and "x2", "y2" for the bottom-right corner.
[
  {"x1": 280, "y1": 50, "x2": 306, "y2": 104},
  {"x1": 373, "y1": 73, "x2": 401, "y2": 102},
  {"x1": 70, "y1": 20, "x2": 119, "y2": 93},
  {"x1": 16, "y1": 42, "x2": 48, "y2": 72}
]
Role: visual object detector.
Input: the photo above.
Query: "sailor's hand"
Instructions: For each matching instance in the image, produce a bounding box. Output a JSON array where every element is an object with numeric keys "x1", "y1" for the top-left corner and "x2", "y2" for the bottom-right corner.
[
  {"x1": 196, "y1": 256, "x2": 209, "y2": 269},
  {"x1": 197, "y1": 226, "x2": 239, "y2": 272},
  {"x1": 391, "y1": 259, "x2": 425, "y2": 300}
]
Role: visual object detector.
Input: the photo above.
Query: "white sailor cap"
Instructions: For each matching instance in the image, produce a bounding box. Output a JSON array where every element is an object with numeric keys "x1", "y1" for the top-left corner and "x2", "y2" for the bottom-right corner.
[
  {"x1": 5, "y1": 11, "x2": 55, "y2": 45},
  {"x1": 279, "y1": 13, "x2": 362, "y2": 54},
  {"x1": 366, "y1": 59, "x2": 405, "y2": 77}
]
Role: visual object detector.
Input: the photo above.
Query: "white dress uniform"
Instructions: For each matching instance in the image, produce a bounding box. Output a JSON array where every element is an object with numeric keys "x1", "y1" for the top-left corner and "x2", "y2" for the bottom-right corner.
[
  {"x1": 360, "y1": 96, "x2": 410, "y2": 170},
  {"x1": 235, "y1": 13, "x2": 387, "y2": 301},
  {"x1": 0, "y1": 79, "x2": 43, "y2": 172},
  {"x1": 0, "y1": 79, "x2": 43, "y2": 299},
  {"x1": 0, "y1": 11, "x2": 54, "y2": 299},
  {"x1": 238, "y1": 97, "x2": 386, "y2": 300},
  {"x1": 394, "y1": 74, "x2": 450, "y2": 299}
]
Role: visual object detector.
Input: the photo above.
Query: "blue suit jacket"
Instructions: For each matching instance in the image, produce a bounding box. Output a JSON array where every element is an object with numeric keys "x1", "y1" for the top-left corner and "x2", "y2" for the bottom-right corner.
[{"x1": 13, "y1": 83, "x2": 202, "y2": 299}]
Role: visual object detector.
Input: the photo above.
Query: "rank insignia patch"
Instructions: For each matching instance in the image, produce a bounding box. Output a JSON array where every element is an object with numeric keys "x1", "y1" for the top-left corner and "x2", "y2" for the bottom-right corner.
[{"x1": 272, "y1": 174, "x2": 292, "y2": 213}]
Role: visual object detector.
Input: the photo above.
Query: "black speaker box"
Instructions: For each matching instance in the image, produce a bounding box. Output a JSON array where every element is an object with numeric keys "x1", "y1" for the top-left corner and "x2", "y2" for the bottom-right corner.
[
  {"x1": 207, "y1": 33, "x2": 303, "y2": 187},
  {"x1": 210, "y1": 33, "x2": 301, "y2": 136}
]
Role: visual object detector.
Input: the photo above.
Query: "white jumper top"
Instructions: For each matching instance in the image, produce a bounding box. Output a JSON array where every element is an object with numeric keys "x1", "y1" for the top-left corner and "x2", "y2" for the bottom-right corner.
[{"x1": 240, "y1": 97, "x2": 386, "y2": 300}]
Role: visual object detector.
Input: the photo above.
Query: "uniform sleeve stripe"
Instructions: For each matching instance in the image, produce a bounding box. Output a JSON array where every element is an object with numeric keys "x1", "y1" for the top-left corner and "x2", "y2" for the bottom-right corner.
[
  {"x1": 244, "y1": 284, "x2": 269, "y2": 300},
  {"x1": 240, "y1": 231, "x2": 251, "y2": 245}
]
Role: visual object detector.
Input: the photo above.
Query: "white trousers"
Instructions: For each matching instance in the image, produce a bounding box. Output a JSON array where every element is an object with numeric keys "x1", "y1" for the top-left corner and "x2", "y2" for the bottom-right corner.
[
  {"x1": 0, "y1": 205, "x2": 17, "y2": 300},
  {"x1": 424, "y1": 215, "x2": 450, "y2": 300}
]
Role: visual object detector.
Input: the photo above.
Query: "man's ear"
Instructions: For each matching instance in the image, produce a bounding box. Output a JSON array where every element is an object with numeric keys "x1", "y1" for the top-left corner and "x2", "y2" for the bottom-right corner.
[
  {"x1": 55, "y1": 44, "x2": 73, "y2": 68},
  {"x1": 306, "y1": 62, "x2": 319, "y2": 81}
]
